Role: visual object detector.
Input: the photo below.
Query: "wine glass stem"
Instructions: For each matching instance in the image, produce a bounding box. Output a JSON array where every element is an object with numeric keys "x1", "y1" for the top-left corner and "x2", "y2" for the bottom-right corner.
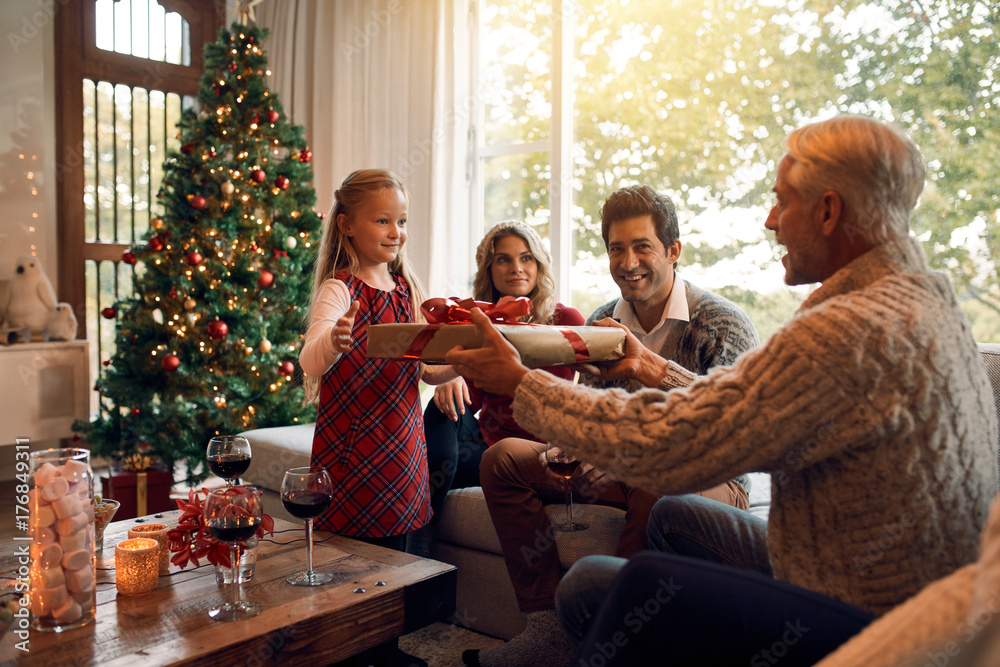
[
  {"x1": 305, "y1": 518, "x2": 314, "y2": 574},
  {"x1": 230, "y1": 543, "x2": 241, "y2": 607},
  {"x1": 565, "y1": 487, "x2": 575, "y2": 525}
]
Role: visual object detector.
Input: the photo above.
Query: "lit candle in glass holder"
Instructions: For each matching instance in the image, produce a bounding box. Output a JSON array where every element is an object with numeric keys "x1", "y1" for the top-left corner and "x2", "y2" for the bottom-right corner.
[
  {"x1": 128, "y1": 523, "x2": 171, "y2": 575},
  {"x1": 115, "y1": 538, "x2": 159, "y2": 596}
]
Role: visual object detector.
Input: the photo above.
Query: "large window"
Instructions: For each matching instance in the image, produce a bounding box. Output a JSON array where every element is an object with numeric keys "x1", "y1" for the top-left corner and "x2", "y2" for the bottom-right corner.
[
  {"x1": 56, "y1": 0, "x2": 223, "y2": 410},
  {"x1": 473, "y1": 0, "x2": 1000, "y2": 339}
]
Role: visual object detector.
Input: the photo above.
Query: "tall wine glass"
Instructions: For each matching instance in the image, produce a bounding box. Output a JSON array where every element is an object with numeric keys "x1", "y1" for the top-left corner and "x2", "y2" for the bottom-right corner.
[
  {"x1": 281, "y1": 466, "x2": 335, "y2": 586},
  {"x1": 545, "y1": 447, "x2": 589, "y2": 532},
  {"x1": 203, "y1": 486, "x2": 263, "y2": 621},
  {"x1": 207, "y1": 435, "x2": 252, "y2": 487}
]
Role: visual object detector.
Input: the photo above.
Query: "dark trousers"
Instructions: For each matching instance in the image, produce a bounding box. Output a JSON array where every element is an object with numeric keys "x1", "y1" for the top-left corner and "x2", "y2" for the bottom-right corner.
[{"x1": 423, "y1": 401, "x2": 490, "y2": 521}]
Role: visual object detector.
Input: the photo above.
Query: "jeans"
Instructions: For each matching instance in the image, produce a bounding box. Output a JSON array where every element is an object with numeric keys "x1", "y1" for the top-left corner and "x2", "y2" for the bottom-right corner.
[
  {"x1": 556, "y1": 495, "x2": 875, "y2": 665},
  {"x1": 557, "y1": 494, "x2": 768, "y2": 642},
  {"x1": 423, "y1": 401, "x2": 490, "y2": 521}
]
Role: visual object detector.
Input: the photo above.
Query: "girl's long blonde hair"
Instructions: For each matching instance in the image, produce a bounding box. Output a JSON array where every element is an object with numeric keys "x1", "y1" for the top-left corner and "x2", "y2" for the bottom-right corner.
[
  {"x1": 303, "y1": 169, "x2": 426, "y2": 404},
  {"x1": 472, "y1": 220, "x2": 556, "y2": 325}
]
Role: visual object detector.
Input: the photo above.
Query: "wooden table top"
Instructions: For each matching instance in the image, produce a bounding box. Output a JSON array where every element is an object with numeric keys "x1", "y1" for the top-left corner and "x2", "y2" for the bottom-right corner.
[{"x1": 0, "y1": 510, "x2": 456, "y2": 666}]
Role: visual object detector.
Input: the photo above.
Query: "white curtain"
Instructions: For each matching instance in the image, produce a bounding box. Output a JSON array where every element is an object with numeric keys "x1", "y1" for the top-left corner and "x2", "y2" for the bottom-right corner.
[{"x1": 255, "y1": 0, "x2": 475, "y2": 297}]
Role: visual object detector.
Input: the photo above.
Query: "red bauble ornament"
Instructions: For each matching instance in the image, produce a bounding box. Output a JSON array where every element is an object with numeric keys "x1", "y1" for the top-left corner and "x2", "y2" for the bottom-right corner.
[
  {"x1": 252, "y1": 113, "x2": 260, "y2": 125},
  {"x1": 266, "y1": 109, "x2": 279, "y2": 123},
  {"x1": 186, "y1": 251, "x2": 203, "y2": 266},
  {"x1": 207, "y1": 320, "x2": 229, "y2": 340},
  {"x1": 102, "y1": 360, "x2": 110, "y2": 366},
  {"x1": 228, "y1": 63, "x2": 238, "y2": 72},
  {"x1": 180, "y1": 143, "x2": 194, "y2": 154},
  {"x1": 169, "y1": 287, "x2": 178, "y2": 298},
  {"x1": 121, "y1": 250, "x2": 136, "y2": 265},
  {"x1": 190, "y1": 195, "x2": 207, "y2": 210},
  {"x1": 101, "y1": 307, "x2": 116, "y2": 319},
  {"x1": 149, "y1": 236, "x2": 163, "y2": 251},
  {"x1": 299, "y1": 149, "x2": 312, "y2": 163},
  {"x1": 131, "y1": 408, "x2": 141, "y2": 415},
  {"x1": 278, "y1": 361, "x2": 295, "y2": 376},
  {"x1": 130, "y1": 336, "x2": 137, "y2": 343},
  {"x1": 161, "y1": 354, "x2": 180, "y2": 372},
  {"x1": 257, "y1": 269, "x2": 274, "y2": 288},
  {"x1": 250, "y1": 169, "x2": 266, "y2": 183},
  {"x1": 208, "y1": 148, "x2": 217, "y2": 158},
  {"x1": 275, "y1": 175, "x2": 290, "y2": 190}
]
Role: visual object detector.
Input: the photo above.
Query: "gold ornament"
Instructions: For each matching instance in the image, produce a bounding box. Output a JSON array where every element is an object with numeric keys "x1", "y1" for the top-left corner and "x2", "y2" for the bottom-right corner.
[
  {"x1": 184, "y1": 298, "x2": 196, "y2": 311},
  {"x1": 258, "y1": 339, "x2": 272, "y2": 353},
  {"x1": 151, "y1": 217, "x2": 164, "y2": 230}
]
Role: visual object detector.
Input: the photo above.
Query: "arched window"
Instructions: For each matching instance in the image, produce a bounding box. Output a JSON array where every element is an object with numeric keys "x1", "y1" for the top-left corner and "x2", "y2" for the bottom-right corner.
[{"x1": 55, "y1": 0, "x2": 223, "y2": 409}]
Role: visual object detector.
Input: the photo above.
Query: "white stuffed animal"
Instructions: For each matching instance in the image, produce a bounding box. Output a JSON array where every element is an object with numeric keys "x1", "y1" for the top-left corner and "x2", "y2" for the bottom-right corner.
[
  {"x1": 4, "y1": 255, "x2": 57, "y2": 333},
  {"x1": 47, "y1": 302, "x2": 78, "y2": 341}
]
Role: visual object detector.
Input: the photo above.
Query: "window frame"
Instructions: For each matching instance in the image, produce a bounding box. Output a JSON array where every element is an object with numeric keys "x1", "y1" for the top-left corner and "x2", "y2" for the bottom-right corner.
[{"x1": 54, "y1": 0, "x2": 224, "y2": 339}]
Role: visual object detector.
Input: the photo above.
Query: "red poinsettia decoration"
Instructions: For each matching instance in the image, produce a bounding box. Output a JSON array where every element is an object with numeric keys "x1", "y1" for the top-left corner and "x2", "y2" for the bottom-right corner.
[{"x1": 166, "y1": 488, "x2": 274, "y2": 569}]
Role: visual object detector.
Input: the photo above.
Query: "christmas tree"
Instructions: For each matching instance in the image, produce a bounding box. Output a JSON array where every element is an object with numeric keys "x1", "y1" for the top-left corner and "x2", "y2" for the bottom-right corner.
[{"x1": 75, "y1": 23, "x2": 321, "y2": 485}]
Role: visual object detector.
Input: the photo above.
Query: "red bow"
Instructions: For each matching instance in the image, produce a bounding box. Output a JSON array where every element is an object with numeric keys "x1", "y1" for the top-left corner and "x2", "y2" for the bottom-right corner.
[
  {"x1": 403, "y1": 297, "x2": 532, "y2": 360},
  {"x1": 420, "y1": 296, "x2": 532, "y2": 324}
]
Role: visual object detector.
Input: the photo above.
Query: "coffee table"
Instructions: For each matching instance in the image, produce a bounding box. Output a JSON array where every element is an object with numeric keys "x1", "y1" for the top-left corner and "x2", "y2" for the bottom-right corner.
[{"x1": 0, "y1": 510, "x2": 456, "y2": 665}]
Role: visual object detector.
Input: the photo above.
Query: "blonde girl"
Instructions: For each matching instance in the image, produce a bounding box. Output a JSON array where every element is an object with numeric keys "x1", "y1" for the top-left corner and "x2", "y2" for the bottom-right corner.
[{"x1": 300, "y1": 169, "x2": 449, "y2": 553}]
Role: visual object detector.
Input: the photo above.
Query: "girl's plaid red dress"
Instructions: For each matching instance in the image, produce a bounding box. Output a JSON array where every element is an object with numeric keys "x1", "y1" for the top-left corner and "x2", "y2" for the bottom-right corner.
[{"x1": 310, "y1": 272, "x2": 432, "y2": 537}]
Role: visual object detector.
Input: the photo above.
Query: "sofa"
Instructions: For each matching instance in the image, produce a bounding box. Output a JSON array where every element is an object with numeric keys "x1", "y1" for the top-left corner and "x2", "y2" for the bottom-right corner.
[{"x1": 241, "y1": 342, "x2": 1000, "y2": 641}]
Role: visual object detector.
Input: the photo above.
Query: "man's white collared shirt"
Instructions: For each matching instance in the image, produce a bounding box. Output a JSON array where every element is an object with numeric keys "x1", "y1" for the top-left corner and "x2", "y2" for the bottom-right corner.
[{"x1": 611, "y1": 277, "x2": 689, "y2": 354}]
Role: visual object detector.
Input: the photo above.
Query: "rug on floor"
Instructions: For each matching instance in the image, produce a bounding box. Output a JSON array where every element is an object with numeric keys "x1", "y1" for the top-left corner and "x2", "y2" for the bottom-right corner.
[{"x1": 399, "y1": 622, "x2": 505, "y2": 667}]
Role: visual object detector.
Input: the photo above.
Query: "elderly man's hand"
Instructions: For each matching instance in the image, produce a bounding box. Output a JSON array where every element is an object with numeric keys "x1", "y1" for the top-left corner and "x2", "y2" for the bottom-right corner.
[
  {"x1": 445, "y1": 308, "x2": 529, "y2": 397},
  {"x1": 573, "y1": 318, "x2": 668, "y2": 388}
]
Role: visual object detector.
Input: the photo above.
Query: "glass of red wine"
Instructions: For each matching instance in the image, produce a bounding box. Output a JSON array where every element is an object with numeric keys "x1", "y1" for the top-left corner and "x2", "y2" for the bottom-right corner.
[
  {"x1": 545, "y1": 447, "x2": 589, "y2": 532},
  {"x1": 203, "y1": 486, "x2": 263, "y2": 620},
  {"x1": 281, "y1": 466, "x2": 335, "y2": 586},
  {"x1": 207, "y1": 435, "x2": 252, "y2": 487}
]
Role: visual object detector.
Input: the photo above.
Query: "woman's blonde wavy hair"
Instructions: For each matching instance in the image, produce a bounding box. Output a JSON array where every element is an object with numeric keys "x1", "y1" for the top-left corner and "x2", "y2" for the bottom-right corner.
[{"x1": 472, "y1": 220, "x2": 556, "y2": 325}]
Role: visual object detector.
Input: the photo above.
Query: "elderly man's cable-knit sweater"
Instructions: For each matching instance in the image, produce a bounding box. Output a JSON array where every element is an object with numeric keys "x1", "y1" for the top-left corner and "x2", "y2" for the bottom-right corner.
[{"x1": 513, "y1": 236, "x2": 998, "y2": 614}]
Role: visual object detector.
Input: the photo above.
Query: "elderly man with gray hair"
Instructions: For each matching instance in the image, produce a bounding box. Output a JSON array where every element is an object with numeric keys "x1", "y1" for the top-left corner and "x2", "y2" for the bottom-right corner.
[{"x1": 445, "y1": 114, "x2": 998, "y2": 665}]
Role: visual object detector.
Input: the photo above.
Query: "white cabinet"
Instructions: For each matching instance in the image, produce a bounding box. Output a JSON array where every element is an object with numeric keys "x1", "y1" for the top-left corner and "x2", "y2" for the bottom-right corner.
[{"x1": 0, "y1": 341, "x2": 90, "y2": 478}]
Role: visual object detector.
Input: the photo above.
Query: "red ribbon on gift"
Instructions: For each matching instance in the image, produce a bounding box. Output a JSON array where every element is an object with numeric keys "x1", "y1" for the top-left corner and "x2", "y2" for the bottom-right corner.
[{"x1": 404, "y1": 296, "x2": 589, "y2": 363}]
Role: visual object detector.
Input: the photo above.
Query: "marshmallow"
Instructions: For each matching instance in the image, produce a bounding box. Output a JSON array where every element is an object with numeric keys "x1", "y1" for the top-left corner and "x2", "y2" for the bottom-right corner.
[
  {"x1": 65, "y1": 566, "x2": 93, "y2": 594},
  {"x1": 42, "y1": 477, "x2": 69, "y2": 502},
  {"x1": 31, "y1": 525, "x2": 56, "y2": 544},
  {"x1": 40, "y1": 565, "x2": 66, "y2": 589},
  {"x1": 62, "y1": 550, "x2": 90, "y2": 571},
  {"x1": 60, "y1": 528, "x2": 87, "y2": 553},
  {"x1": 33, "y1": 462, "x2": 59, "y2": 488},
  {"x1": 39, "y1": 585, "x2": 69, "y2": 612},
  {"x1": 31, "y1": 542, "x2": 64, "y2": 569},
  {"x1": 56, "y1": 512, "x2": 89, "y2": 536},
  {"x1": 83, "y1": 503, "x2": 95, "y2": 522},
  {"x1": 60, "y1": 459, "x2": 88, "y2": 484},
  {"x1": 28, "y1": 488, "x2": 51, "y2": 509},
  {"x1": 72, "y1": 580, "x2": 95, "y2": 605},
  {"x1": 52, "y1": 493, "x2": 83, "y2": 519},
  {"x1": 31, "y1": 505, "x2": 56, "y2": 528},
  {"x1": 52, "y1": 597, "x2": 82, "y2": 624}
]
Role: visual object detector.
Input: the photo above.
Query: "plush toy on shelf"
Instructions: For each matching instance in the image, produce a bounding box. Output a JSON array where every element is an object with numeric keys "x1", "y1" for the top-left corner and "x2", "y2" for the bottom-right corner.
[
  {"x1": 47, "y1": 303, "x2": 78, "y2": 341},
  {"x1": 2, "y1": 255, "x2": 57, "y2": 338}
]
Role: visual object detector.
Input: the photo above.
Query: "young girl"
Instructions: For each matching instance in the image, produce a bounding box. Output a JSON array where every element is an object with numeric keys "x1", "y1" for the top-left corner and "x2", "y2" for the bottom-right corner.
[
  {"x1": 422, "y1": 220, "x2": 585, "y2": 523},
  {"x1": 300, "y1": 169, "x2": 450, "y2": 553}
]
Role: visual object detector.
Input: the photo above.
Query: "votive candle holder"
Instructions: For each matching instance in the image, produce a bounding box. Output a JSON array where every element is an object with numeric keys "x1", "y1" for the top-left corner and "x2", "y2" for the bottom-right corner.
[
  {"x1": 115, "y1": 538, "x2": 159, "y2": 596},
  {"x1": 128, "y1": 523, "x2": 171, "y2": 575}
]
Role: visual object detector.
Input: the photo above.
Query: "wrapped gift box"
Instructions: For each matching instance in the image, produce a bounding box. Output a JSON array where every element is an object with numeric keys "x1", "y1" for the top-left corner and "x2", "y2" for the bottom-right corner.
[
  {"x1": 366, "y1": 323, "x2": 625, "y2": 367},
  {"x1": 101, "y1": 468, "x2": 175, "y2": 520}
]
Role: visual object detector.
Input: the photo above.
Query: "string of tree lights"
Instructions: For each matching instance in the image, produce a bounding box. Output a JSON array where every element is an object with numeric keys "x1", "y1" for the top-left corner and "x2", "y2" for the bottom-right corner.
[{"x1": 75, "y1": 23, "x2": 322, "y2": 485}]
